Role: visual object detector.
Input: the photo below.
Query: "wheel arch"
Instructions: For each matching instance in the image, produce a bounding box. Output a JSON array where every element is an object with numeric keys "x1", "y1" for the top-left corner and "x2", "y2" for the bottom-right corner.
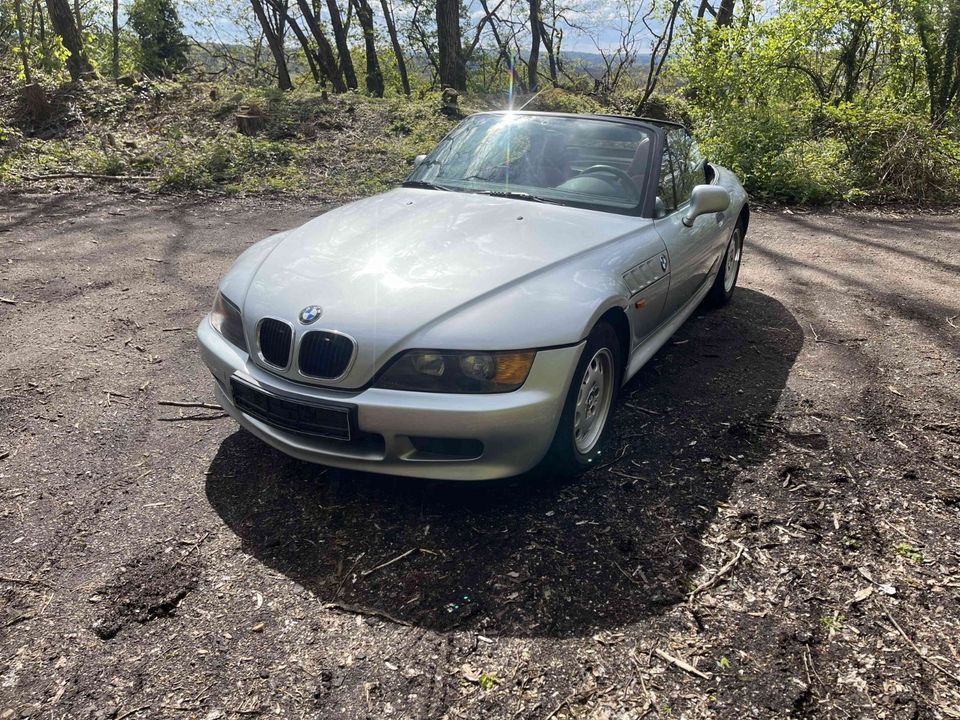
[
  {"x1": 737, "y1": 203, "x2": 750, "y2": 234},
  {"x1": 595, "y1": 306, "x2": 631, "y2": 369}
]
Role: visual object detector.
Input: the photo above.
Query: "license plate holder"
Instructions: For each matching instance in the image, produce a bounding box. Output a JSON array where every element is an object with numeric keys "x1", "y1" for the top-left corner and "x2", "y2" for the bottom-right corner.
[{"x1": 230, "y1": 378, "x2": 354, "y2": 441}]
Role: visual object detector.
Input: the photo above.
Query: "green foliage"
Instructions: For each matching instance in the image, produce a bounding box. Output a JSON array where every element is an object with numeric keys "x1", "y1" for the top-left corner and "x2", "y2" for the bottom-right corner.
[
  {"x1": 2, "y1": 0, "x2": 957, "y2": 205},
  {"x1": 129, "y1": 0, "x2": 189, "y2": 77},
  {"x1": 819, "y1": 613, "x2": 845, "y2": 631},
  {"x1": 157, "y1": 135, "x2": 300, "y2": 191},
  {"x1": 0, "y1": 78, "x2": 461, "y2": 196},
  {"x1": 896, "y1": 543, "x2": 923, "y2": 562},
  {"x1": 671, "y1": 0, "x2": 960, "y2": 203},
  {"x1": 478, "y1": 673, "x2": 500, "y2": 690},
  {"x1": 523, "y1": 88, "x2": 604, "y2": 114}
]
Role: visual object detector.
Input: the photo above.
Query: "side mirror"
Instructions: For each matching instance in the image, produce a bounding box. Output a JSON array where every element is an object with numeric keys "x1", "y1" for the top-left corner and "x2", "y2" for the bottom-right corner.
[
  {"x1": 413, "y1": 154, "x2": 427, "y2": 169},
  {"x1": 682, "y1": 185, "x2": 730, "y2": 227}
]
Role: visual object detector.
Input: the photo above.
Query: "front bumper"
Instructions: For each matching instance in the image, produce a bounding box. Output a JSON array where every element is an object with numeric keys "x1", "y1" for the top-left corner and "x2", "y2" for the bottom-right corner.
[{"x1": 197, "y1": 318, "x2": 583, "y2": 480}]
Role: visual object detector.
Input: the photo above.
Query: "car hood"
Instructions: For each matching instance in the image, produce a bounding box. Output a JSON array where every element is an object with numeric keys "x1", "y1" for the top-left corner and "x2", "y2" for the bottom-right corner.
[{"x1": 238, "y1": 188, "x2": 645, "y2": 387}]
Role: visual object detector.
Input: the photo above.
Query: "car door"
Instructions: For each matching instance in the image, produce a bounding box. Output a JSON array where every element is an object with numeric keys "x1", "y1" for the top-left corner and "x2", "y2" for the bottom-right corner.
[{"x1": 654, "y1": 129, "x2": 727, "y2": 320}]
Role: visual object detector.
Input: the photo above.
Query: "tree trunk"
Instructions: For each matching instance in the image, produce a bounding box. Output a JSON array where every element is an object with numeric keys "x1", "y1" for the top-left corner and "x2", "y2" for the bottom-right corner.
[
  {"x1": 44, "y1": 0, "x2": 94, "y2": 80},
  {"x1": 264, "y1": 0, "x2": 323, "y2": 83},
  {"x1": 528, "y1": 0, "x2": 541, "y2": 91},
  {"x1": 297, "y1": 0, "x2": 348, "y2": 91},
  {"x1": 288, "y1": 16, "x2": 322, "y2": 83},
  {"x1": 540, "y1": 17, "x2": 558, "y2": 86},
  {"x1": 715, "y1": 0, "x2": 735, "y2": 27},
  {"x1": 351, "y1": 0, "x2": 384, "y2": 96},
  {"x1": 380, "y1": 0, "x2": 410, "y2": 95},
  {"x1": 14, "y1": 0, "x2": 32, "y2": 83},
  {"x1": 326, "y1": 0, "x2": 359, "y2": 89},
  {"x1": 436, "y1": 0, "x2": 466, "y2": 90},
  {"x1": 251, "y1": 0, "x2": 293, "y2": 90},
  {"x1": 111, "y1": 0, "x2": 119, "y2": 78}
]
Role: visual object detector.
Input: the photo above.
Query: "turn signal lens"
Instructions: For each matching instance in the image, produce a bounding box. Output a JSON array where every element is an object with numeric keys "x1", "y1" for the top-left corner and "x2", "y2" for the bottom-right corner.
[
  {"x1": 376, "y1": 350, "x2": 536, "y2": 393},
  {"x1": 494, "y1": 351, "x2": 536, "y2": 385}
]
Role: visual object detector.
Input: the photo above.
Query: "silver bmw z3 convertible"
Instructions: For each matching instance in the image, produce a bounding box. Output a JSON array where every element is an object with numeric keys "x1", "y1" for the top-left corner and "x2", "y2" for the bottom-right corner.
[{"x1": 198, "y1": 111, "x2": 749, "y2": 480}]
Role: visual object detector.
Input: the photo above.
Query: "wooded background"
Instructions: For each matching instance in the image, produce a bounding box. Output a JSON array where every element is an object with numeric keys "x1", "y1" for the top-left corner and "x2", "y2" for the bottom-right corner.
[{"x1": 1, "y1": 0, "x2": 959, "y2": 202}]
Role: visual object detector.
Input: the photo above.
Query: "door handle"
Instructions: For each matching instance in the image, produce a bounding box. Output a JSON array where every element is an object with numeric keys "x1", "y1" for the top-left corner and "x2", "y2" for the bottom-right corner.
[{"x1": 715, "y1": 212, "x2": 726, "y2": 225}]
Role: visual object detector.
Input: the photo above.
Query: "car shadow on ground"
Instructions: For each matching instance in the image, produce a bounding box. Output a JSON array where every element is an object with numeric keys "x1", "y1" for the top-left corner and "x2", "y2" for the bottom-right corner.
[{"x1": 205, "y1": 288, "x2": 803, "y2": 637}]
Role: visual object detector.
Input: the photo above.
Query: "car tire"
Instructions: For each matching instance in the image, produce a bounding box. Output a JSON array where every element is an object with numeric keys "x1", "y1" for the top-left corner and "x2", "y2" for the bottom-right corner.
[
  {"x1": 540, "y1": 320, "x2": 622, "y2": 476},
  {"x1": 707, "y1": 222, "x2": 744, "y2": 307}
]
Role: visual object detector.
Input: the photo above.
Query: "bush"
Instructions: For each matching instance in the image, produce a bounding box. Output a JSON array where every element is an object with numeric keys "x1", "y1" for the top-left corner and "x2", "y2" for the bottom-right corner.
[
  {"x1": 128, "y1": 0, "x2": 189, "y2": 77},
  {"x1": 158, "y1": 136, "x2": 300, "y2": 190},
  {"x1": 523, "y1": 88, "x2": 603, "y2": 115},
  {"x1": 827, "y1": 105, "x2": 960, "y2": 201},
  {"x1": 763, "y1": 137, "x2": 860, "y2": 203}
]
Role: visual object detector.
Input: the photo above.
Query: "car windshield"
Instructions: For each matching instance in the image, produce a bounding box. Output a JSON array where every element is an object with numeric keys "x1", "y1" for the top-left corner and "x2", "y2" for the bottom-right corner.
[{"x1": 405, "y1": 113, "x2": 655, "y2": 213}]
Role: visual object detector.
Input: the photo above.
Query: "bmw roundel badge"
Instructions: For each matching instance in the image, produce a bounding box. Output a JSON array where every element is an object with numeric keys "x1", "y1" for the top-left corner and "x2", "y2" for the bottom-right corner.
[{"x1": 299, "y1": 305, "x2": 323, "y2": 324}]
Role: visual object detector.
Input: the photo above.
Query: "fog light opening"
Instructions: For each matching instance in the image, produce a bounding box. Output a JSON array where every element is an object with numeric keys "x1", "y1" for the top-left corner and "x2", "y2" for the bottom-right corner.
[{"x1": 408, "y1": 436, "x2": 484, "y2": 461}]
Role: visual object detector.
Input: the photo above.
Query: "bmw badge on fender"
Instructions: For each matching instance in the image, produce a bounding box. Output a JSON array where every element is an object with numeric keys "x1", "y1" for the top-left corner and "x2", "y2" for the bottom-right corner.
[{"x1": 198, "y1": 111, "x2": 748, "y2": 480}]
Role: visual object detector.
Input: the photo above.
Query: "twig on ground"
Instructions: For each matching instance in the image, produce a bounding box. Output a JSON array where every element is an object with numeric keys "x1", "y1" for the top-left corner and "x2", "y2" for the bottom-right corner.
[
  {"x1": 808, "y1": 323, "x2": 842, "y2": 345},
  {"x1": 158, "y1": 400, "x2": 222, "y2": 410},
  {"x1": 624, "y1": 402, "x2": 662, "y2": 416},
  {"x1": 947, "y1": 315, "x2": 958, "y2": 329},
  {"x1": 158, "y1": 413, "x2": 229, "y2": 421},
  {"x1": 881, "y1": 519, "x2": 922, "y2": 546},
  {"x1": 880, "y1": 604, "x2": 960, "y2": 685},
  {"x1": 4, "y1": 612, "x2": 33, "y2": 628},
  {"x1": 360, "y1": 548, "x2": 417, "y2": 577},
  {"x1": 0, "y1": 575, "x2": 51, "y2": 588},
  {"x1": 0, "y1": 297, "x2": 15, "y2": 305},
  {"x1": 688, "y1": 546, "x2": 745, "y2": 601},
  {"x1": 544, "y1": 684, "x2": 600, "y2": 720},
  {"x1": 613, "y1": 560, "x2": 643, "y2": 586},
  {"x1": 172, "y1": 532, "x2": 211, "y2": 567},
  {"x1": 931, "y1": 460, "x2": 960, "y2": 477},
  {"x1": 144, "y1": 257, "x2": 166, "y2": 263},
  {"x1": 116, "y1": 706, "x2": 151, "y2": 720},
  {"x1": 158, "y1": 705, "x2": 201, "y2": 712},
  {"x1": 321, "y1": 600, "x2": 411, "y2": 626},
  {"x1": 17, "y1": 172, "x2": 160, "y2": 181},
  {"x1": 0, "y1": 451, "x2": 8, "y2": 460},
  {"x1": 654, "y1": 648, "x2": 712, "y2": 680},
  {"x1": 333, "y1": 552, "x2": 366, "y2": 599}
]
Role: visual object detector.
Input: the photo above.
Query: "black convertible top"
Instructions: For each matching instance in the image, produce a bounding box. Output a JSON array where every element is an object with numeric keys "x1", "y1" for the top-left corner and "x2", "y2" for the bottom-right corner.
[{"x1": 472, "y1": 110, "x2": 690, "y2": 135}]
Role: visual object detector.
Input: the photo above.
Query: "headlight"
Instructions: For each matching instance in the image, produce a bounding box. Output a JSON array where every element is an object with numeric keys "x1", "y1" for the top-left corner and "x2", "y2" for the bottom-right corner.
[
  {"x1": 209, "y1": 292, "x2": 248, "y2": 352},
  {"x1": 375, "y1": 350, "x2": 536, "y2": 393}
]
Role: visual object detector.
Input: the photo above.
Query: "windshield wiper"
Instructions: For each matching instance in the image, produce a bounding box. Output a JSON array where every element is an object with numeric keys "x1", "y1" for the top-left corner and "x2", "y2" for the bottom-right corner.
[
  {"x1": 475, "y1": 189, "x2": 562, "y2": 204},
  {"x1": 402, "y1": 179, "x2": 452, "y2": 191}
]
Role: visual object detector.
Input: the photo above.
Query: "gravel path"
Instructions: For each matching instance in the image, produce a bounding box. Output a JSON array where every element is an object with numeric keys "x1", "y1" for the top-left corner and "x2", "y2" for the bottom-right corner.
[{"x1": 1, "y1": 192, "x2": 958, "y2": 719}]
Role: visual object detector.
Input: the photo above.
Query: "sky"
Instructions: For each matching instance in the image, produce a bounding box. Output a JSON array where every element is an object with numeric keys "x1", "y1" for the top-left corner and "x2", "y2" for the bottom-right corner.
[{"x1": 175, "y1": 0, "x2": 667, "y2": 55}]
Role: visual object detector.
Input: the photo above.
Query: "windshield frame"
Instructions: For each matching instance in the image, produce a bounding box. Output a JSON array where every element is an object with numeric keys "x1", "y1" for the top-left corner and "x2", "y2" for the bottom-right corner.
[{"x1": 403, "y1": 111, "x2": 665, "y2": 218}]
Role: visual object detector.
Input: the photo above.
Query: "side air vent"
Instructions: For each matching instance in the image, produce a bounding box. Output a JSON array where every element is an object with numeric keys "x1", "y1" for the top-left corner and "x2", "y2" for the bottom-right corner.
[
  {"x1": 258, "y1": 318, "x2": 293, "y2": 368},
  {"x1": 299, "y1": 331, "x2": 355, "y2": 379}
]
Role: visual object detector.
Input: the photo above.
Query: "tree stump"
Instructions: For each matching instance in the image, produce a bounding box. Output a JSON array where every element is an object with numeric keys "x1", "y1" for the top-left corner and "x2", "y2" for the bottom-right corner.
[
  {"x1": 440, "y1": 87, "x2": 461, "y2": 117},
  {"x1": 20, "y1": 84, "x2": 51, "y2": 124},
  {"x1": 236, "y1": 104, "x2": 265, "y2": 136}
]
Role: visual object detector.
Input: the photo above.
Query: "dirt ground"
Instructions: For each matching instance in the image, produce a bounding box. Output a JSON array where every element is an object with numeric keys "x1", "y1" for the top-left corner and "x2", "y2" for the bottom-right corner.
[{"x1": 0, "y1": 191, "x2": 958, "y2": 720}]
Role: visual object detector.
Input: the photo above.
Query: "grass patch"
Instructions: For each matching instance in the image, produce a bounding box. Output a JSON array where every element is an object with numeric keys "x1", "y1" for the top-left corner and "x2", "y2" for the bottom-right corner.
[{"x1": 0, "y1": 76, "x2": 462, "y2": 197}]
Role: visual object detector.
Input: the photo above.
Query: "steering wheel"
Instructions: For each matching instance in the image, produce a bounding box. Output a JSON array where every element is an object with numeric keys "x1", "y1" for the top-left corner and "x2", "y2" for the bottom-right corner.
[{"x1": 580, "y1": 164, "x2": 641, "y2": 201}]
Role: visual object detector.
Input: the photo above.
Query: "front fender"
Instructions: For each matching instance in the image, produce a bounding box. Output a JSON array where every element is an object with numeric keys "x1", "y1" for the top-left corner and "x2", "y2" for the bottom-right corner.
[
  {"x1": 408, "y1": 264, "x2": 631, "y2": 352},
  {"x1": 218, "y1": 230, "x2": 292, "y2": 305}
]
